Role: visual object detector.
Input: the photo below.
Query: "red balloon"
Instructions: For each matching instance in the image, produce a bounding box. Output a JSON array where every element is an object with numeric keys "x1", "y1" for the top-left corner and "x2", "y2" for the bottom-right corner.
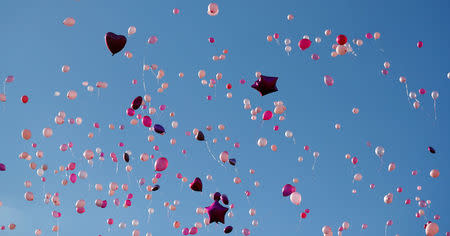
[
  {"x1": 336, "y1": 34, "x2": 347, "y2": 45},
  {"x1": 21, "y1": 95, "x2": 29, "y2": 103},
  {"x1": 417, "y1": 41, "x2": 423, "y2": 48},
  {"x1": 301, "y1": 212, "x2": 307, "y2": 218},
  {"x1": 298, "y1": 39, "x2": 311, "y2": 50}
]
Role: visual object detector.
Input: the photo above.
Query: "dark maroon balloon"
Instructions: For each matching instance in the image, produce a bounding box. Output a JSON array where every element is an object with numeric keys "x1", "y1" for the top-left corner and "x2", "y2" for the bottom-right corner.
[
  {"x1": 196, "y1": 131, "x2": 205, "y2": 141},
  {"x1": 224, "y1": 226, "x2": 233, "y2": 234},
  {"x1": 0, "y1": 163, "x2": 5, "y2": 171},
  {"x1": 190, "y1": 177, "x2": 203, "y2": 192},
  {"x1": 105, "y1": 32, "x2": 127, "y2": 55},
  {"x1": 123, "y1": 153, "x2": 130, "y2": 163},
  {"x1": 131, "y1": 96, "x2": 143, "y2": 110},
  {"x1": 152, "y1": 185, "x2": 160, "y2": 191},
  {"x1": 336, "y1": 34, "x2": 348, "y2": 45},
  {"x1": 220, "y1": 194, "x2": 229, "y2": 205},
  {"x1": 154, "y1": 124, "x2": 165, "y2": 135},
  {"x1": 282, "y1": 184, "x2": 296, "y2": 197},
  {"x1": 228, "y1": 158, "x2": 236, "y2": 166},
  {"x1": 205, "y1": 200, "x2": 228, "y2": 224},
  {"x1": 251, "y1": 75, "x2": 278, "y2": 96},
  {"x1": 213, "y1": 192, "x2": 221, "y2": 201},
  {"x1": 428, "y1": 146, "x2": 436, "y2": 154}
]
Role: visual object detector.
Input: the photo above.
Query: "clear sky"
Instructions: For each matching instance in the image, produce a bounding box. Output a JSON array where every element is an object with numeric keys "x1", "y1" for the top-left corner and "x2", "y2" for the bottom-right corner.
[{"x1": 0, "y1": 0, "x2": 449, "y2": 235}]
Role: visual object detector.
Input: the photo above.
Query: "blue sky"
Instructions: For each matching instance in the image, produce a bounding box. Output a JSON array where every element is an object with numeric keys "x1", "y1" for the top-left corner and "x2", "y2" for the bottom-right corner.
[{"x1": 0, "y1": 0, "x2": 449, "y2": 235}]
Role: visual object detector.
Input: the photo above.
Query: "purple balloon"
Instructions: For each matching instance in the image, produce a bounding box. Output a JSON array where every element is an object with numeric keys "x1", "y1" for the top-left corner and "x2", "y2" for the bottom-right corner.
[
  {"x1": 282, "y1": 184, "x2": 296, "y2": 197},
  {"x1": 228, "y1": 158, "x2": 236, "y2": 166},
  {"x1": 190, "y1": 177, "x2": 203, "y2": 192},
  {"x1": 0, "y1": 163, "x2": 5, "y2": 171},
  {"x1": 105, "y1": 32, "x2": 127, "y2": 55},
  {"x1": 224, "y1": 226, "x2": 233, "y2": 234},
  {"x1": 154, "y1": 124, "x2": 165, "y2": 134},
  {"x1": 251, "y1": 75, "x2": 278, "y2": 96},
  {"x1": 205, "y1": 200, "x2": 228, "y2": 224},
  {"x1": 213, "y1": 192, "x2": 221, "y2": 201}
]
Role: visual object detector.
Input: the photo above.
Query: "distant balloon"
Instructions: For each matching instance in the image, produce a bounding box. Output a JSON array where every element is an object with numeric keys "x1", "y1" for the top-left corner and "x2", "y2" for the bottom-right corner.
[
  {"x1": 207, "y1": 3, "x2": 219, "y2": 16},
  {"x1": 63, "y1": 17, "x2": 75, "y2": 26},
  {"x1": 428, "y1": 146, "x2": 436, "y2": 154},
  {"x1": 251, "y1": 75, "x2": 278, "y2": 96}
]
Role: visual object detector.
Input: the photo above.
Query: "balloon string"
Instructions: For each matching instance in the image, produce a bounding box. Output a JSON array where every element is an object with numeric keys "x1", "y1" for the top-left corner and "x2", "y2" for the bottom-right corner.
[
  {"x1": 404, "y1": 83, "x2": 413, "y2": 107},
  {"x1": 205, "y1": 141, "x2": 225, "y2": 167},
  {"x1": 433, "y1": 100, "x2": 437, "y2": 120},
  {"x1": 142, "y1": 57, "x2": 147, "y2": 93}
]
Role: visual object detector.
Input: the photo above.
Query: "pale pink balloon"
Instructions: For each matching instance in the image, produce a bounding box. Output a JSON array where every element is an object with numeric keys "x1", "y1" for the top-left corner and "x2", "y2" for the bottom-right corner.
[
  {"x1": 388, "y1": 163, "x2": 396, "y2": 172},
  {"x1": 220, "y1": 151, "x2": 229, "y2": 163},
  {"x1": 61, "y1": 65, "x2": 70, "y2": 73},
  {"x1": 426, "y1": 222, "x2": 439, "y2": 236},
  {"x1": 128, "y1": 26, "x2": 136, "y2": 35},
  {"x1": 207, "y1": 3, "x2": 219, "y2": 16},
  {"x1": 242, "y1": 228, "x2": 250, "y2": 236},
  {"x1": 63, "y1": 17, "x2": 75, "y2": 26},
  {"x1": 290, "y1": 192, "x2": 302, "y2": 205},
  {"x1": 67, "y1": 90, "x2": 77, "y2": 100}
]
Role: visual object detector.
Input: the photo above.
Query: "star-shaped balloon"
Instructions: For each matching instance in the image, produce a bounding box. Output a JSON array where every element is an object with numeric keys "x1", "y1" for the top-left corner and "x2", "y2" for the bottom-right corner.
[
  {"x1": 251, "y1": 75, "x2": 278, "y2": 96},
  {"x1": 205, "y1": 200, "x2": 229, "y2": 224}
]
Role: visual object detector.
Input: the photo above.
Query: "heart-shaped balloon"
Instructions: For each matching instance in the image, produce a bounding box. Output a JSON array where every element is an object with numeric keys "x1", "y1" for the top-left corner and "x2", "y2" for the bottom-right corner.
[
  {"x1": 105, "y1": 32, "x2": 127, "y2": 55},
  {"x1": 282, "y1": 184, "x2": 296, "y2": 197},
  {"x1": 189, "y1": 177, "x2": 203, "y2": 192}
]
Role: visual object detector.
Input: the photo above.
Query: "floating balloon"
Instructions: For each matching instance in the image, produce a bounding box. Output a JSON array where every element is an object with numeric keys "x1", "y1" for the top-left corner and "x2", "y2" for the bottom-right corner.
[
  {"x1": 298, "y1": 38, "x2": 311, "y2": 50},
  {"x1": 190, "y1": 177, "x2": 203, "y2": 192},
  {"x1": 282, "y1": 184, "x2": 296, "y2": 197},
  {"x1": 154, "y1": 157, "x2": 168, "y2": 171},
  {"x1": 251, "y1": 75, "x2": 278, "y2": 96},
  {"x1": 105, "y1": 32, "x2": 127, "y2": 55}
]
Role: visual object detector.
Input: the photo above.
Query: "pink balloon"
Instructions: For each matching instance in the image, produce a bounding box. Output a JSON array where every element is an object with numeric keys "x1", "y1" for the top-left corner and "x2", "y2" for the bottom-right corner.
[
  {"x1": 262, "y1": 111, "x2": 273, "y2": 120},
  {"x1": 405, "y1": 199, "x2": 411, "y2": 205},
  {"x1": 298, "y1": 38, "x2": 312, "y2": 50},
  {"x1": 242, "y1": 228, "x2": 250, "y2": 236},
  {"x1": 142, "y1": 116, "x2": 152, "y2": 127},
  {"x1": 417, "y1": 41, "x2": 423, "y2": 48},
  {"x1": 419, "y1": 88, "x2": 426, "y2": 95},
  {"x1": 107, "y1": 218, "x2": 114, "y2": 225},
  {"x1": 182, "y1": 228, "x2": 189, "y2": 235},
  {"x1": 311, "y1": 53, "x2": 320, "y2": 60},
  {"x1": 365, "y1": 33, "x2": 373, "y2": 39},
  {"x1": 189, "y1": 227, "x2": 198, "y2": 235},
  {"x1": 148, "y1": 36, "x2": 158, "y2": 44},
  {"x1": 68, "y1": 162, "x2": 76, "y2": 170},
  {"x1": 324, "y1": 75, "x2": 334, "y2": 86},
  {"x1": 154, "y1": 157, "x2": 168, "y2": 171},
  {"x1": 127, "y1": 108, "x2": 135, "y2": 116},
  {"x1": 70, "y1": 173, "x2": 77, "y2": 183},
  {"x1": 76, "y1": 207, "x2": 85, "y2": 214},
  {"x1": 351, "y1": 157, "x2": 358, "y2": 165},
  {"x1": 52, "y1": 211, "x2": 61, "y2": 218}
]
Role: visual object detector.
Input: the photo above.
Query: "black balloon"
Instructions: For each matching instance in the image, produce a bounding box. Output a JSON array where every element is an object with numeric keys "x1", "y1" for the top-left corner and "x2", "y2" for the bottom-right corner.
[
  {"x1": 228, "y1": 158, "x2": 236, "y2": 166},
  {"x1": 105, "y1": 32, "x2": 127, "y2": 55},
  {"x1": 152, "y1": 185, "x2": 160, "y2": 191},
  {"x1": 123, "y1": 153, "x2": 130, "y2": 163},
  {"x1": 428, "y1": 146, "x2": 436, "y2": 154},
  {"x1": 224, "y1": 226, "x2": 233, "y2": 234},
  {"x1": 221, "y1": 194, "x2": 229, "y2": 205},
  {"x1": 190, "y1": 177, "x2": 203, "y2": 192},
  {"x1": 131, "y1": 96, "x2": 143, "y2": 110},
  {"x1": 213, "y1": 192, "x2": 221, "y2": 201},
  {"x1": 196, "y1": 131, "x2": 205, "y2": 141}
]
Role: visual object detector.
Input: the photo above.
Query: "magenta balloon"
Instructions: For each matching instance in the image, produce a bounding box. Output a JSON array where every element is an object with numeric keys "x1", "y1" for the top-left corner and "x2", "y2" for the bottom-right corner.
[
  {"x1": 70, "y1": 173, "x2": 77, "y2": 183},
  {"x1": 154, "y1": 157, "x2": 168, "y2": 171},
  {"x1": 282, "y1": 184, "x2": 296, "y2": 197},
  {"x1": 324, "y1": 75, "x2": 334, "y2": 86},
  {"x1": 242, "y1": 228, "x2": 250, "y2": 236},
  {"x1": 298, "y1": 39, "x2": 312, "y2": 50},
  {"x1": 262, "y1": 111, "x2": 273, "y2": 120},
  {"x1": 127, "y1": 108, "x2": 135, "y2": 116},
  {"x1": 189, "y1": 227, "x2": 198, "y2": 235},
  {"x1": 142, "y1": 116, "x2": 152, "y2": 127},
  {"x1": 182, "y1": 228, "x2": 189, "y2": 235}
]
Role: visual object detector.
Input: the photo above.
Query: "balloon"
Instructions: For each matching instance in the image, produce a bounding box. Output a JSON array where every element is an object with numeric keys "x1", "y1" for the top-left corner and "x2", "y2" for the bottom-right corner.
[
  {"x1": 142, "y1": 116, "x2": 152, "y2": 127},
  {"x1": 154, "y1": 157, "x2": 168, "y2": 171},
  {"x1": 388, "y1": 163, "x2": 396, "y2": 172},
  {"x1": 430, "y1": 169, "x2": 440, "y2": 178},
  {"x1": 207, "y1": 3, "x2": 219, "y2": 16},
  {"x1": 290, "y1": 192, "x2": 302, "y2": 205},
  {"x1": 67, "y1": 90, "x2": 77, "y2": 100},
  {"x1": 417, "y1": 41, "x2": 423, "y2": 48},
  {"x1": 353, "y1": 173, "x2": 362, "y2": 181},
  {"x1": 336, "y1": 34, "x2": 347, "y2": 45},
  {"x1": 242, "y1": 228, "x2": 250, "y2": 236},
  {"x1": 154, "y1": 124, "x2": 165, "y2": 134},
  {"x1": 342, "y1": 222, "x2": 350, "y2": 230},
  {"x1": 229, "y1": 158, "x2": 236, "y2": 166},
  {"x1": 63, "y1": 17, "x2": 75, "y2": 26},
  {"x1": 42, "y1": 128, "x2": 53, "y2": 137},
  {"x1": 189, "y1": 227, "x2": 198, "y2": 235},
  {"x1": 22, "y1": 129, "x2": 32, "y2": 140},
  {"x1": 431, "y1": 91, "x2": 439, "y2": 100},
  {"x1": 336, "y1": 45, "x2": 347, "y2": 55},
  {"x1": 251, "y1": 75, "x2": 278, "y2": 96},
  {"x1": 298, "y1": 38, "x2": 311, "y2": 50},
  {"x1": 132, "y1": 96, "x2": 143, "y2": 110},
  {"x1": 148, "y1": 36, "x2": 158, "y2": 44},
  {"x1": 221, "y1": 194, "x2": 229, "y2": 205},
  {"x1": 375, "y1": 146, "x2": 385, "y2": 158},
  {"x1": 123, "y1": 152, "x2": 130, "y2": 163},
  {"x1": 70, "y1": 173, "x2": 77, "y2": 183},
  {"x1": 205, "y1": 200, "x2": 228, "y2": 224},
  {"x1": 262, "y1": 111, "x2": 273, "y2": 120},
  {"x1": 190, "y1": 177, "x2": 203, "y2": 192},
  {"x1": 351, "y1": 157, "x2": 358, "y2": 165},
  {"x1": 25, "y1": 191, "x2": 34, "y2": 201},
  {"x1": 428, "y1": 146, "x2": 436, "y2": 154},
  {"x1": 324, "y1": 75, "x2": 334, "y2": 86},
  {"x1": 425, "y1": 222, "x2": 439, "y2": 236},
  {"x1": 322, "y1": 226, "x2": 332, "y2": 234},
  {"x1": 0, "y1": 163, "x2": 5, "y2": 171},
  {"x1": 21, "y1": 95, "x2": 29, "y2": 103},
  {"x1": 195, "y1": 131, "x2": 205, "y2": 141},
  {"x1": 224, "y1": 226, "x2": 233, "y2": 233},
  {"x1": 105, "y1": 32, "x2": 127, "y2": 55},
  {"x1": 282, "y1": 184, "x2": 296, "y2": 197},
  {"x1": 384, "y1": 193, "x2": 393, "y2": 204},
  {"x1": 128, "y1": 26, "x2": 136, "y2": 35}
]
